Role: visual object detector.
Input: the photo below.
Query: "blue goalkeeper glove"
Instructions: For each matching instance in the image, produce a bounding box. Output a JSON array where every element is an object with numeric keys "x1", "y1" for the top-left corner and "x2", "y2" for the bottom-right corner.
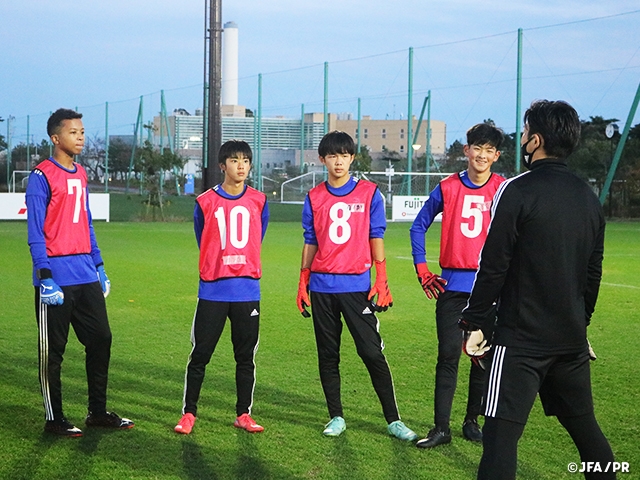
[
  {"x1": 40, "y1": 278, "x2": 64, "y2": 305},
  {"x1": 97, "y1": 265, "x2": 111, "y2": 298}
]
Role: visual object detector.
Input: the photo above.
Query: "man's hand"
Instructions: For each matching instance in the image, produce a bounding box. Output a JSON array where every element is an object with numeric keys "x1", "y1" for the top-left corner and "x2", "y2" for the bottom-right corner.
[
  {"x1": 368, "y1": 259, "x2": 393, "y2": 312},
  {"x1": 459, "y1": 317, "x2": 491, "y2": 368},
  {"x1": 463, "y1": 330, "x2": 490, "y2": 357},
  {"x1": 296, "y1": 268, "x2": 311, "y2": 318},
  {"x1": 415, "y1": 263, "x2": 447, "y2": 300},
  {"x1": 97, "y1": 265, "x2": 111, "y2": 298},
  {"x1": 40, "y1": 278, "x2": 64, "y2": 305},
  {"x1": 587, "y1": 338, "x2": 597, "y2": 361}
]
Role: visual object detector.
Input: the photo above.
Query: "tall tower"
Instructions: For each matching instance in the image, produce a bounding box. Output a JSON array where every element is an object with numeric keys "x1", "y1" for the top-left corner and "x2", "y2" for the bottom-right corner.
[{"x1": 221, "y1": 21, "x2": 239, "y2": 106}]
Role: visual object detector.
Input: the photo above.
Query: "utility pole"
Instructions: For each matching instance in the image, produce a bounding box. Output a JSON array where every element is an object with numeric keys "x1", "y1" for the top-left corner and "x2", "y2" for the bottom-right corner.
[{"x1": 203, "y1": 0, "x2": 223, "y2": 191}]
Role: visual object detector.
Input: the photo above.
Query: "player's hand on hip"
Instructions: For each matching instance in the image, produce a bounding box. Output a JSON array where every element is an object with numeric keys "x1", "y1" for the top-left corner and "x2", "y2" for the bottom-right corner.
[
  {"x1": 40, "y1": 278, "x2": 64, "y2": 305},
  {"x1": 297, "y1": 268, "x2": 311, "y2": 318},
  {"x1": 96, "y1": 265, "x2": 111, "y2": 298},
  {"x1": 368, "y1": 259, "x2": 394, "y2": 312},
  {"x1": 415, "y1": 263, "x2": 447, "y2": 300}
]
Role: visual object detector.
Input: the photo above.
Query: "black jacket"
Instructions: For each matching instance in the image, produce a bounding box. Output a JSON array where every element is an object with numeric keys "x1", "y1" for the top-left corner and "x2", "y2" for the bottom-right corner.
[{"x1": 462, "y1": 159, "x2": 605, "y2": 354}]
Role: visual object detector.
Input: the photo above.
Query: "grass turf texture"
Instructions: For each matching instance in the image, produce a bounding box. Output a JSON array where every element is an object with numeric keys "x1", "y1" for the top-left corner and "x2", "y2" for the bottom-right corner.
[
  {"x1": 0, "y1": 220, "x2": 638, "y2": 480},
  {"x1": 107, "y1": 193, "x2": 304, "y2": 222}
]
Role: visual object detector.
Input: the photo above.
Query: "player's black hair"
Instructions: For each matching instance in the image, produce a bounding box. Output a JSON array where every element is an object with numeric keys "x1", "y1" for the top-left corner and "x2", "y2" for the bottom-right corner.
[
  {"x1": 47, "y1": 108, "x2": 83, "y2": 137},
  {"x1": 466, "y1": 123, "x2": 504, "y2": 150},
  {"x1": 318, "y1": 131, "x2": 355, "y2": 157},
  {"x1": 524, "y1": 100, "x2": 581, "y2": 159},
  {"x1": 218, "y1": 139, "x2": 253, "y2": 164}
]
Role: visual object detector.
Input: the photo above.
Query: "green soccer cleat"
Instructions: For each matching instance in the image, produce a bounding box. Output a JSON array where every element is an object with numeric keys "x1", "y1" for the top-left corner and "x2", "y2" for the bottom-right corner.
[
  {"x1": 322, "y1": 416, "x2": 346, "y2": 437},
  {"x1": 388, "y1": 420, "x2": 418, "y2": 442}
]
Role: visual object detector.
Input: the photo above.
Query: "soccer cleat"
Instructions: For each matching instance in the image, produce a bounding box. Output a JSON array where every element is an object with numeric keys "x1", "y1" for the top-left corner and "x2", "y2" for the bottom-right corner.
[
  {"x1": 44, "y1": 417, "x2": 83, "y2": 437},
  {"x1": 322, "y1": 416, "x2": 346, "y2": 437},
  {"x1": 387, "y1": 420, "x2": 418, "y2": 441},
  {"x1": 234, "y1": 413, "x2": 264, "y2": 433},
  {"x1": 462, "y1": 418, "x2": 483, "y2": 442},
  {"x1": 85, "y1": 411, "x2": 134, "y2": 429},
  {"x1": 416, "y1": 426, "x2": 452, "y2": 449},
  {"x1": 175, "y1": 413, "x2": 196, "y2": 435}
]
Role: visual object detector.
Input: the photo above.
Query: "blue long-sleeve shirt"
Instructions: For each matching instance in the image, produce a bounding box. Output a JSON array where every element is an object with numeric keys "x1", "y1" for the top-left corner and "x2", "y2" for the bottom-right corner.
[
  {"x1": 26, "y1": 159, "x2": 103, "y2": 287},
  {"x1": 195, "y1": 184, "x2": 270, "y2": 302}
]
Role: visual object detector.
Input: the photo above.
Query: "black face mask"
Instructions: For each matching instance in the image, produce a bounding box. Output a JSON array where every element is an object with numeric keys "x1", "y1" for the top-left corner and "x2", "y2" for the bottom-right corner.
[{"x1": 520, "y1": 136, "x2": 538, "y2": 170}]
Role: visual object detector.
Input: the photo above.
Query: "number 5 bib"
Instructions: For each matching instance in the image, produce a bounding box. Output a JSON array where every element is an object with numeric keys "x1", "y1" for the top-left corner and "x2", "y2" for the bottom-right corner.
[{"x1": 439, "y1": 173, "x2": 504, "y2": 270}]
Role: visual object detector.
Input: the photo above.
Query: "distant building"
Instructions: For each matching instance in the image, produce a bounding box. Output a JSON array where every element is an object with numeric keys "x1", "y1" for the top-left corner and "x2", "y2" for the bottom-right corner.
[{"x1": 152, "y1": 107, "x2": 446, "y2": 177}]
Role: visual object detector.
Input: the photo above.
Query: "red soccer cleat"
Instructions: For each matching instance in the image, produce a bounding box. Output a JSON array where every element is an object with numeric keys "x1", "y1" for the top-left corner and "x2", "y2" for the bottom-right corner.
[
  {"x1": 233, "y1": 413, "x2": 264, "y2": 433},
  {"x1": 175, "y1": 413, "x2": 196, "y2": 435}
]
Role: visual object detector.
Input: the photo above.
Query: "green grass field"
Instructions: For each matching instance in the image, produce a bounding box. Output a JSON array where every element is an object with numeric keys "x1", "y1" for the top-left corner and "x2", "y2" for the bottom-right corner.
[{"x1": 0, "y1": 219, "x2": 638, "y2": 480}]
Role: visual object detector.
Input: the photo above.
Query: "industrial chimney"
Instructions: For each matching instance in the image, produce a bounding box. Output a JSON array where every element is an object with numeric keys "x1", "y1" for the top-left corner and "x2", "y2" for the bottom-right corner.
[{"x1": 221, "y1": 21, "x2": 239, "y2": 106}]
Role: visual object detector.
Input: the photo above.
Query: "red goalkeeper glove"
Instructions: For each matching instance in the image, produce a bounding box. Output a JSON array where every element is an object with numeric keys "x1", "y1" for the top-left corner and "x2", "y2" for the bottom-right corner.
[
  {"x1": 415, "y1": 263, "x2": 447, "y2": 300},
  {"x1": 368, "y1": 259, "x2": 393, "y2": 312},
  {"x1": 296, "y1": 268, "x2": 311, "y2": 318}
]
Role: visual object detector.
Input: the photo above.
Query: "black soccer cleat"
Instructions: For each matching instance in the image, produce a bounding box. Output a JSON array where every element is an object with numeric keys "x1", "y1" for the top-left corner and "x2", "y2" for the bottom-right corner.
[
  {"x1": 85, "y1": 411, "x2": 134, "y2": 429},
  {"x1": 44, "y1": 417, "x2": 83, "y2": 437},
  {"x1": 462, "y1": 418, "x2": 483, "y2": 442},
  {"x1": 416, "y1": 426, "x2": 452, "y2": 449}
]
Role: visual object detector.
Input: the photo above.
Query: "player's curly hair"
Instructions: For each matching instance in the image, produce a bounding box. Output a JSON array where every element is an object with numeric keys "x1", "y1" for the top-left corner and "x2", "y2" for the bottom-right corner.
[{"x1": 47, "y1": 109, "x2": 83, "y2": 137}]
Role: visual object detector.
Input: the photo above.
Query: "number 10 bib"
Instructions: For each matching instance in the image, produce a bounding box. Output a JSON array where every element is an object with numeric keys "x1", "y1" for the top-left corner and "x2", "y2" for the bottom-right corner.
[{"x1": 197, "y1": 186, "x2": 266, "y2": 281}]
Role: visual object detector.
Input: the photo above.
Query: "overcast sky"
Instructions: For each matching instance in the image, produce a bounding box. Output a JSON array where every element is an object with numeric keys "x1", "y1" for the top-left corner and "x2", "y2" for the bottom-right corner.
[{"x1": 2, "y1": 0, "x2": 639, "y2": 144}]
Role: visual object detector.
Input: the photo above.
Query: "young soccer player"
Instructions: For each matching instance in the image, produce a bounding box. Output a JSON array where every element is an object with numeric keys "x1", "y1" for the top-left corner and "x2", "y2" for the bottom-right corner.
[
  {"x1": 461, "y1": 101, "x2": 615, "y2": 479},
  {"x1": 410, "y1": 123, "x2": 504, "y2": 448},
  {"x1": 175, "y1": 140, "x2": 269, "y2": 435},
  {"x1": 26, "y1": 108, "x2": 134, "y2": 437},
  {"x1": 296, "y1": 130, "x2": 417, "y2": 441}
]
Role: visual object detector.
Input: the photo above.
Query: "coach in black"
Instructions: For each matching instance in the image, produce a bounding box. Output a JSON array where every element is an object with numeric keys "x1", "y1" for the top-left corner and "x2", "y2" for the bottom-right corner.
[{"x1": 460, "y1": 100, "x2": 615, "y2": 480}]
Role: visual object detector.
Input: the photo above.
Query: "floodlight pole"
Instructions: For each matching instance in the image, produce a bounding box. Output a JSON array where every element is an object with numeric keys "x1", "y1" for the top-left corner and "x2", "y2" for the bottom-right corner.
[
  {"x1": 203, "y1": 0, "x2": 223, "y2": 191},
  {"x1": 6, "y1": 116, "x2": 12, "y2": 192},
  {"x1": 323, "y1": 62, "x2": 329, "y2": 134},
  {"x1": 26, "y1": 116, "x2": 30, "y2": 170},
  {"x1": 105, "y1": 102, "x2": 109, "y2": 192},
  {"x1": 257, "y1": 73, "x2": 263, "y2": 191},
  {"x1": 300, "y1": 103, "x2": 305, "y2": 173},
  {"x1": 515, "y1": 28, "x2": 523, "y2": 174},
  {"x1": 357, "y1": 98, "x2": 362, "y2": 155},
  {"x1": 406, "y1": 47, "x2": 414, "y2": 196}
]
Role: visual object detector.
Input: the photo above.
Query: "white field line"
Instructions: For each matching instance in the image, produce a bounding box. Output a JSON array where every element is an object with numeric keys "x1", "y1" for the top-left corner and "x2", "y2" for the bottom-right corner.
[{"x1": 601, "y1": 282, "x2": 640, "y2": 290}]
